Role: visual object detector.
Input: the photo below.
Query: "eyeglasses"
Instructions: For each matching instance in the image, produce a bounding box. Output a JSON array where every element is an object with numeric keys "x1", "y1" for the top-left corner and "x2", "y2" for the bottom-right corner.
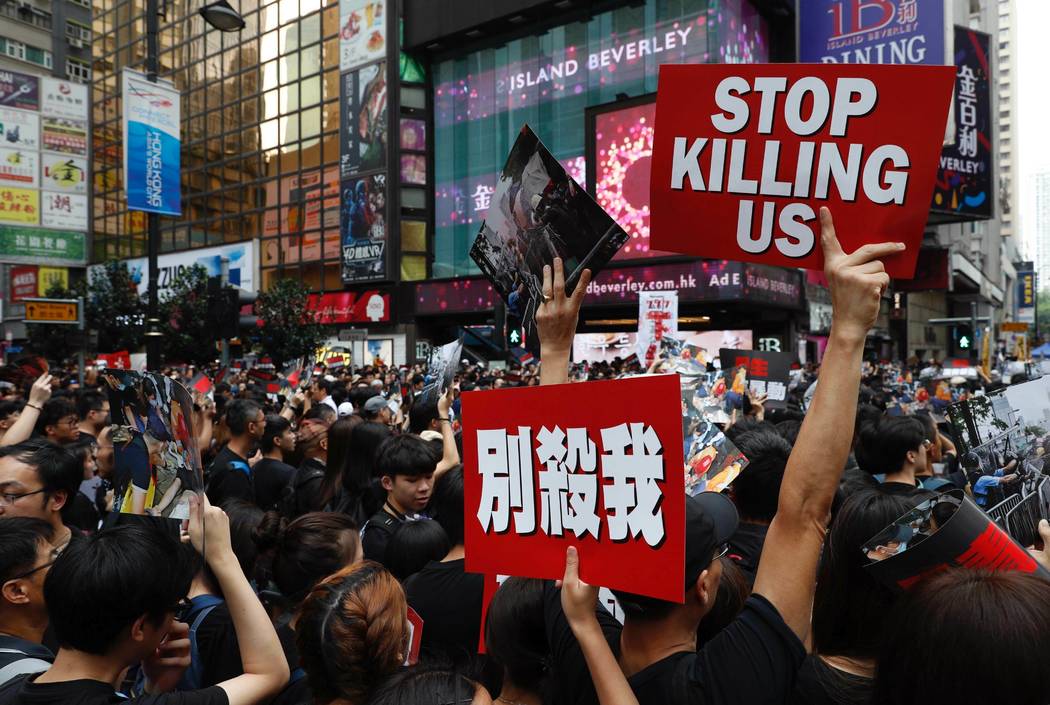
[
  {"x1": 0, "y1": 488, "x2": 47, "y2": 506},
  {"x1": 58, "y1": 417, "x2": 79, "y2": 427},
  {"x1": 922, "y1": 438, "x2": 933, "y2": 449},
  {"x1": 714, "y1": 543, "x2": 730, "y2": 561},
  {"x1": 10, "y1": 557, "x2": 56, "y2": 581}
]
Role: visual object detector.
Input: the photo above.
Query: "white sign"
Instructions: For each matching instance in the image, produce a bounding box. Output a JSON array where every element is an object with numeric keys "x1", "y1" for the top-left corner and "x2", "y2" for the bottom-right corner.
[
  {"x1": 0, "y1": 147, "x2": 37, "y2": 187},
  {"x1": 40, "y1": 191, "x2": 88, "y2": 230},
  {"x1": 41, "y1": 154, "x2": 87, "y2": 193},
  {"x1": 40, "y1": 78, "x2": 89, "y2": 121},
  {"x1": 90, "y1": 241, "x2": 257, "y2": 297},
  {"x1": 339, "y1": 0, "x2": 386, "y2": 71},
  {"x1": 637, "y1": 291, "x2": 679, "y2": 362},
  {"x1": 0, "y1": 108, "x2": 38, "y2": 150}
]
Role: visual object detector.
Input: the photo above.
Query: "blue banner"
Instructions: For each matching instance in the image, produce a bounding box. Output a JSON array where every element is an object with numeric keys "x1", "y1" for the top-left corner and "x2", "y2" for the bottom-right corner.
[
  {"x1": 1018, "y1": 270, "x2": 1035, "y2": 324},
  {"x1": 122, "y1": 70, "x2": 181, "y2": 215},
  {"x1": 799, "y1": 0, "x2": 945, "y2": 65}
]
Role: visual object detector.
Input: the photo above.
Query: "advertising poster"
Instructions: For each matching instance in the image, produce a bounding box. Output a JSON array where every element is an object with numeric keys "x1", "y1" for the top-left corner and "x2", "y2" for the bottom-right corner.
[
  {"x1": 463, "y1": 375, "x2": 686, "y2": 602},
  {"x1": 932, "y1": 27, "x2": 992, "y2": 219},
  {"x1": 650, "y1": 64, "x2": 955, "y2": 278},
  {"x1": 36, "y1": 266, "x2": 67, "y2": 295},
  {"x1": 41, "y1": 191, "x2": 88, "y2": 230},
  {"x1": 41, "y1": 117, "x2": 88, "y2": 156},
  {"x1": 101, "y1": 370, "x2": 204, "y2": 520},
  {"x1": 0, "y1": 70, "x2": 39, "y2": 111},
  {"x1": 0, "y1": 187, "x2": 38, "y2": 225},
  {"x1": 0, "y1": 108, "x2": 39, "y2": 150},
  {"x1": 339, "y1": 0, "x2": 386, "y2": 71},
  {"x1": 1017, "y1": 269, "x2": 1036, "y2": 324},
  {"x1": 718, "y1": 348, "x2": 793, "y2": 409},
  {"x1": 340, "y1": 173, "x2": 387, "y2": 282},
  {"x1": 471, "y1": 125, "x2": 628, "y2": 340},
  {"x1": 0, "y1": 226, "x2": 84, "y2": 264},
  {"x1": 637, "y1": 291, "x2": 678, "y2": 364},
  {"x1": 306, "y1": 290, "x2": 391, "y2": 324},
  {"x1": 0, "y1": 147, "x2": 37, "y2": 187},
  {"x1": 798, "y1": 0, "x2": 946, "y2": 65},
  {"x1": 123, "y1": 69, "x2": 181, "y2": 215},
  {"x1": 40, "y1": 78, "x2": 89, "y2": 121},
  {"x1": 9, "y1": 264, "x2": 36, "y2": 302},
  {"x1": 104, "y1": 241, "x2": 256, "y2": 297},
  {"x1": 339, "y1": 62, "x2": 387, "y2": 179},
  {"x1": 41, "y1": 154, "x2": 88, "y2": 194}
]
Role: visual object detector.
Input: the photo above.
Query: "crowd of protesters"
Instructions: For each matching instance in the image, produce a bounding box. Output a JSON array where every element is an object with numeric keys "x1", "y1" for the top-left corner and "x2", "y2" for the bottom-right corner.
[{"x1": 1, "y1": 209, "x2": 1050, "y2": 705}]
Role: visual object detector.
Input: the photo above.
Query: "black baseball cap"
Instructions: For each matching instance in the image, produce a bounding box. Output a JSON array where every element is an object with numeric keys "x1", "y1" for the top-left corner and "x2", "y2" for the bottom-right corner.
[{"x1": 611, "y1": 492, "x2": 739, "y2": 617}]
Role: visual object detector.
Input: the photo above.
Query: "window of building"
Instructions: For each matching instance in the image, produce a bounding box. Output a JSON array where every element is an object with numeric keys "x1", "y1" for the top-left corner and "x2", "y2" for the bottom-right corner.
[
  {"x1": 66, "y1": 20, "x2": 92, "y2": 43},
  {"x1": 67, "y1": 57, "x2": 91, "y2": 82},
  {"x1": 0, "y1": 1, "x2": 52, "y2": 29},
  {"x1": 0, "y1": 37, "x2": 25, "y2": 61}
]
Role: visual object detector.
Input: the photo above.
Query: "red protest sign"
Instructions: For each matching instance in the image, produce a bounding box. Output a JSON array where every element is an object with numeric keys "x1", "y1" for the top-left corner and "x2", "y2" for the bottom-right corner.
[
  {"x1": 650, "y1": 64, "x2": 955, "y2": 278},
  {"x1": 462, "y1": 375, "x2": 685, "y2": 602}
]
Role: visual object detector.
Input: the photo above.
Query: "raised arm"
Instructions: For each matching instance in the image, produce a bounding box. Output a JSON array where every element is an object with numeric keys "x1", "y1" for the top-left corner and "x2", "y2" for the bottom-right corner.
[
  {"x1": 537, "y1": 258, "x2": 592, "y2": 386},
  {"x1": 434, "y1": 385, "x2": 460, "y2": 477},
  {"x1": 753, "y1": 207, "x2": 901, "y2": 640},
  {"x1": 0, "y1": 374, "x2": 52, "y2": 446},
  {"x1": 188, "y1": 495, "x2": 290, "y2": 704}
]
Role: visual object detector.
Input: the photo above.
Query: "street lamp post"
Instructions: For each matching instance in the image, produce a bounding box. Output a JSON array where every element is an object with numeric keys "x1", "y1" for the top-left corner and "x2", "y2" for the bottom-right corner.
[{"x1": 142, "y1": 0, "x2": 244, "y2": 370}]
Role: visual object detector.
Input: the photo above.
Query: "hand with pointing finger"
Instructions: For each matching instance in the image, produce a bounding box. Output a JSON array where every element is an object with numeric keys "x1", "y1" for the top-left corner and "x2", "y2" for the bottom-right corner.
[{"x1": 820, "y1": 207, "x2": 902, "y2": 344}]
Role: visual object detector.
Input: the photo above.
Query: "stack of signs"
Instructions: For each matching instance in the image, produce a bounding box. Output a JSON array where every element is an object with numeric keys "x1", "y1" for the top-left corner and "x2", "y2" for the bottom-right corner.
[
  {"x1": 100, "y1": 371, "x2": 204, "y2": 521},
  {"x1": 637, "y1": 291, "x2": 678, "y2": 365},
  {"x1": 421, "y1": 338, "x2": 463, "y2": 406},
  {"x1": 719, "y1": 348, "x2": 793, "y2": 409},
  {"x1": 649, "y1": 64, "x2": 955, "y2": 278},
  {"x1": 463, "y1": 375, "x2": 686, "y2": 601},
  {"x1": 862, "y1": 490, "x2": 1046, "y2": 592},
  {"x1": 470, "y1": 125, "x2": 629, "y2": 345}
]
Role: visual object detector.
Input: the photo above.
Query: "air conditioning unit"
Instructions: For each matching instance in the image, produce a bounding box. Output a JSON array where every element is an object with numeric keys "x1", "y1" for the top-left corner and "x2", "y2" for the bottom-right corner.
[{"x1": 69, "y1": 38, "x2": 83, "y2": 48}]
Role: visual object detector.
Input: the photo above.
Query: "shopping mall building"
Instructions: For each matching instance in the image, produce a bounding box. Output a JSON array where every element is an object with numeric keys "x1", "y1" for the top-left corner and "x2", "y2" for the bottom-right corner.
[{"x1": 0, "y1": 0, "x2": 1014, "y2": 367}]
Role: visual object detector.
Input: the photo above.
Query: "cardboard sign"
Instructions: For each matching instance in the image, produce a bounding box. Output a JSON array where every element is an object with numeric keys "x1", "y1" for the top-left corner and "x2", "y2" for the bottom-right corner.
[
  {"x1": 637, "y1": 291, "x2": 678, "y2": 365},
  {"x1": 463, "y1": 375, "x2": 685, "y2": 602},
  {"x1": 421, "y1": 338, "x2": 463, "y2": 406},
  {"x1": 650, "y1": 64, "x2": 955, "y2": 278},
  {"x1": 718, "y1": 348, "x2": 793, "y2": 409}
]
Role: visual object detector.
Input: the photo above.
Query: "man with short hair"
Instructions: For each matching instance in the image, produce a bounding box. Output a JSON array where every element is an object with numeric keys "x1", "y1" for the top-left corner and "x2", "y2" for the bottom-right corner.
[
  {"x1": 32, "y1": 399, "x2": 79, "y2": 446},
  {"x1": 309, "y1": 378, "x2": 338, "y2": 413},
  {"x1": 0, "y1": 440, "x2": 81, "y2": 551},
  {"x1": 361, "y1": 434, "x2": 435, "y2": 565},
  {"x1": 0, "y1": 497, "x2": 289, "y2": 704},
  {"x1": 282, "y1": 418, "x2": 329, "y2": 517},
  {"x1": 74, "y1": 392, "x2": 109, "y2": 443},
  {"x1": 205, "y1": 399, "x2": 264, "y2": 507},
  {"x1": 0, "y1": 518, "x2": 55, "y2": 685}
]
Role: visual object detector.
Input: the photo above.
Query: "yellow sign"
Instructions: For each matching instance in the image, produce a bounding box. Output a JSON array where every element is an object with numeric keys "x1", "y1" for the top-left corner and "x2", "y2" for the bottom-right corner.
[
  {"x1": 24, "y1": 298, "x2": 78, "y2": 323},
  {"x1": 0, "y1": 187, "x2": 39, "y2": 225},
  {"x1": 1001, "y1": 322, "x2": 1029, "y2": 332},
  {"x1": 37, "y1": 267, "x2": 68, "y2": 296}
]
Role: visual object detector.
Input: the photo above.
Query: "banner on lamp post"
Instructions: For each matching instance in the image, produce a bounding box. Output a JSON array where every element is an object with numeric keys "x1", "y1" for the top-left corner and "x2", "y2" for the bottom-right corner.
[{"x1": 122, "y1": 69, "x2": 181, "y2": 215}]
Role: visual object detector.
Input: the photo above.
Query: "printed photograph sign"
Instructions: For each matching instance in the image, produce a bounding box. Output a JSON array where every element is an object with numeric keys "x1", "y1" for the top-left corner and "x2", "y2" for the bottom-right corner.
[
  {"x1": 0, "y1": 108, "x2": 39, "y2": 150},
  {"x1": 339, "y1": 62, "x2": 388, "y2": 179},
  {"x1": 41, "y1": 154, "x2": 88, "y2": 194},
  {"x1": 0, "y1": 148, "x2": 38, "y2": 187},
  {"x1": 340, "y1": 173, "x2": 387, "y2": 282},
  {"x1": 339, "y1": 0, "x2": 387, "y2": 71},
  {"x1": 0, "y1": 70, "x2": 39, "y2": 111}
]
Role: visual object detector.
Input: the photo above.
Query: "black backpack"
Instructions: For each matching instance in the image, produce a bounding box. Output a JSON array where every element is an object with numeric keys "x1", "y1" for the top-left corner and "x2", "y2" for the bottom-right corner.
[{"x1": 278, "y1": 464, "x2": 325, "y2": 518}]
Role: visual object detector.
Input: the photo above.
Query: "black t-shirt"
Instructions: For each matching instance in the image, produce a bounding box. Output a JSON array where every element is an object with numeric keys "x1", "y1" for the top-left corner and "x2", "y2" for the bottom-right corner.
[
  {"x1": 880, "y1": 481, "x2": 922, "y2": 496},
  {"x1": 361, "y1": 507, "x2": 404, "y2": 565},
  {"x1": 288, "y1": 459, "x2": 326, "y2": 516},
  {"x1": 727, "y1": 522, "x2": 768, "y2": 585},
  {"x1": 205, "y1": 446, "x2": 253, "y2": 507},
  {"x1": 790, "y1": 655, "x2": 872, "y2": 705},
  {"x1": 404, "y1": 558, "x2": 484, "y2": 664},
  {"x1": 0, "y1": 675, "x2": 228, "y2": 705},
  {"x1": 64, "y1": 492, "x2": 100, "y2": 533},
  {"x1": 193, "y1": 601, "x2": 301, "y2": 689},
  {"x1": 253, "y1": 458, "x2": 296, "y2": 512}
]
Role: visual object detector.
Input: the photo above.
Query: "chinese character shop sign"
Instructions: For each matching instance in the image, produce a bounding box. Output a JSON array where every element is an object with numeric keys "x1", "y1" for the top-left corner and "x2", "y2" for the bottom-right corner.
[
  {"x1": 463, "y1": 375, "x2": 685, "y2": 601},
  {"x1": 122, "y1": 69, "x2": 181, "y2": 215},
  {"x1": 649, "y1": 64, "x2": 954, "y2": 278},
  {"x1": 932, "y1": 27, "x2": 992, "y2": 219},
  {"x1": 798, "y1": 0, "x2": 945, "y2": 65}
]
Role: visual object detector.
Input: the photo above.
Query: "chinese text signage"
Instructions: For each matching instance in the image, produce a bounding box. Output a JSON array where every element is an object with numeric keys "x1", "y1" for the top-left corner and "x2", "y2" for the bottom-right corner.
[
  {"x1": 719, "y1": 348, "x2": 793, "y2": 409},
  {"x1": 798, "y1": 0, "x2": 945, "y2": 65},
  {"x1": 932, "y1": 27, "x2": 992, "y2": 219},
  {"x1": 122, "y1": 70, "x2": 181, "y2": 215},
  {"x1": 650, "y1": 64, "x2": 954, "y2": 278},
  {"x1": 463, "y1": 375, "x2": 686, "y2": 601}
]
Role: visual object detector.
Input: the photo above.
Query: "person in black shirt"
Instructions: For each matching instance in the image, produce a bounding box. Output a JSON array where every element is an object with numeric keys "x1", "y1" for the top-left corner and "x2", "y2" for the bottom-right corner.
[
  {"x1": 725, "y1": 430, "x2": 791, "y2": 585},
  {"x1": 0, "y1": 518, "x2": 55, "y2": 685},
  {"x1": 0, "y1": 440, "x2": 81, "y2": 552},
  {"x1": 361, "y1": 434, "x2": 435, "y2": 565},
  {"x1": 74, "y1": 391, "x2": 109, "y2": 443},
  {"x1": 855, "y1": 414, "x2": 929, "y2": 495},
  {"x1": 205, "y1": 399, "x2": 264, "y2": 507},
  {"x1": 404, "y1": 466, "x2": 485, "y2": 665},
  {"x1": 0, "y1": 496, "x2": 288, "y2": 705},
  {"x1": 253, "y1": 414, "x2": 297, "y2": 512},
  {"x1": 283, "y1": 418, "x2": 330, "y2": 517}
]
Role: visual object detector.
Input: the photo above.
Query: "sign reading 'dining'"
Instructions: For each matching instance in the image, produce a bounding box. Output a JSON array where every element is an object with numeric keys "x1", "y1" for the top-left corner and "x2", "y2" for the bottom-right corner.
[{"x1": 650, "y1": 64, "x2": 954, "y2": 278}]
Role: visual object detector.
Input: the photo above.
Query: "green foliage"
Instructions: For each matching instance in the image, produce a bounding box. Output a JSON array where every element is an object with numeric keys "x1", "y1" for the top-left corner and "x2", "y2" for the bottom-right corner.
[
  {"x1": 85, "y1": 261, "x2": 146, "y2": 352},
  {"x1": 255, "y1": 278, "x2": 324, "y2": 367},
  {"x1": 159, "y1": 264, "x2": 218, "y2": 366},
  {"x1": 25, "y1": 282, "x2": 82, "y2": 364}
]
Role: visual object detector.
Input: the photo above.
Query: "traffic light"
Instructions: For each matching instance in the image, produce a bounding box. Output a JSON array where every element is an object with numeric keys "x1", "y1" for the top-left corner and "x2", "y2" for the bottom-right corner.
[
  {"x1": 953, "y1": 324, "x2": 974, "y2": 353},
  {"x1": 506, "y1": 314, "x2": 524, "y2": 349}
]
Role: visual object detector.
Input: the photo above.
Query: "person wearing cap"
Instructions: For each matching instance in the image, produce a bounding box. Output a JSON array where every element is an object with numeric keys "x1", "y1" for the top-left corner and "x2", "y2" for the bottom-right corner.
[
  {"x1": 536, "y1": 208, "x2": 897, "y2": 705},
  {"x1": 336, "y1": 401, "x2": 355, "y2": 419},
  {"x1": 362, "y1": 395, "x2": 395, "y2": 427}
]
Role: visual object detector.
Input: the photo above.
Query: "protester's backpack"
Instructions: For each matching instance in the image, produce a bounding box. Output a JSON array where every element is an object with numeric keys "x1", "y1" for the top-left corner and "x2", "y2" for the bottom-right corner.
[
  {"x1": 175, "y1": 594, "x2": 225, "y2": 691},
  {"x1": 278, "y1": 464, "x2": 325, "y2": 519}
]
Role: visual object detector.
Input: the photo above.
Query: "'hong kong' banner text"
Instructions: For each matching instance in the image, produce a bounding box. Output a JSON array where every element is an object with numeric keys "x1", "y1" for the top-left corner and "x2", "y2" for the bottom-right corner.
[
  {"x1": 463, "y1": 375, "x2": 685, "y2": 602},
  {"x1": 649, "y1": 64, "x2": 954, "y2": 278}
]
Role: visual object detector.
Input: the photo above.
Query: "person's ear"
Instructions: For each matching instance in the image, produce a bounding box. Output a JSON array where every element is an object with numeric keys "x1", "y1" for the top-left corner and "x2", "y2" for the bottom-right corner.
[
  {"x1": 693, "y1": 568, "x2": 713, "y2": 607},
  {"x1": 320, "y1": 436, "x2": 328, "y2": 452},
  {"x1": 130, "y1": 614, "x2": 150, "y2": 644},
  {"x1": 1, "y1": 578, "x2": 29, "y2": 605},
  {"x1": 381, "y1": 475, "x2": 394, "y2": 492},
  {"x1": 48, "y1": 490, "x2": 67, "y2": 513}
]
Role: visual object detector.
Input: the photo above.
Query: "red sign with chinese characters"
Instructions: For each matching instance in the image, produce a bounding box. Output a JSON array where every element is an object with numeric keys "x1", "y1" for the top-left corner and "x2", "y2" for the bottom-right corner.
[
  {"x1": 650, "y1": 64, "x2": 955, "y2": 278},
  {"x1": 306, "y1": 291, "x2": 391, "y2": 324},
  {"x1": 462, "y1": 374, "x2": 686, "y2": 602},
  {"x1": 9, "y1": 265, "x2": 36, "y2": 303}
]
